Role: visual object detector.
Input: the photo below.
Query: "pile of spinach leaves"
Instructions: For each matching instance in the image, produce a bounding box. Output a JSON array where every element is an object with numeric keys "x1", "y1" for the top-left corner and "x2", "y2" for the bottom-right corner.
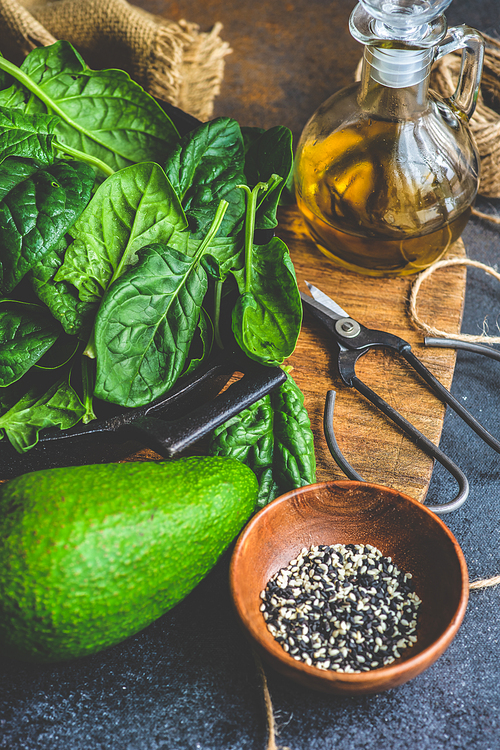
[
  {"x1": 209, "y1": 369, "x2": 316, "y2": 506},
  {"x1": 0, "y1": 40, "x2": 309, "y2": 482}
]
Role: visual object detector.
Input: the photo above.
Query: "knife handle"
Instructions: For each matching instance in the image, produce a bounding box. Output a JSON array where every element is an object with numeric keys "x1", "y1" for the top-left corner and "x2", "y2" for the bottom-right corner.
[{"x1": 123, "y1": 364, "x2": 286, "y2": 457}]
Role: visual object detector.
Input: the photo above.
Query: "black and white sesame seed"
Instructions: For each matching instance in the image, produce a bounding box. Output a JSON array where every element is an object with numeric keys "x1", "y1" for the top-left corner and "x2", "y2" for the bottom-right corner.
[{"x1": 260, "y1": 544, "x2": 421, "y2": 674}]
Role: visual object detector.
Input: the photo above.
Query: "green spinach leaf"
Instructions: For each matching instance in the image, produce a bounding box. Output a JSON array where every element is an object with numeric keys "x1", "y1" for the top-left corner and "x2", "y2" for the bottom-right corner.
[
  {"x1": 0, "y1": 157, "x2": 95, "y2": 293},
  {"x1": 223, "y1": 180, "x2": 301, "y2": 366},
  {"x1": 243, "y1": 126, "x2": 294, "y2": 229},
  {"x1": 240, "y1": 126, "x2": 265, "y2": 154},
  {"x1": 0, "y1": 374, "x2": 85, "y2": 453},
  {"x1": 93, "y1": 200, "x2": 227, "y2": 407},
  {"x1": 209, "y1": 371, "x2": 315, "y2": 507},
  {"x1": 271, "y1": 371, "x2": 317, "y2": 493},
  {"x1": 0, "y1": 106, "x2": 59, "y2": 164},
  {"x1": 0, "y1": 41, "x2": 180, "y2": 174},
  {"x1": 93, "y1": 242, "x2": 208, "y2": 406},
  {"x1": 231, "y1": 236, "x2": 302, "y2": 365},
  {"x1": 198, "y1": 236, "x2": 242, "y2": 280},
  {"x1": 181, "y1": 307, "x2": 213, "y2": 377},
  {"x1": 164, "y1": 117, "x2": 246, "y2": 238},
  {"x1": 54, "y1": 162, "x2": 188, "y2": 305},
  {"x1": 34, "y1": 334, "x2": 80, "y2": 371},
  {"x1": 210, "y1": 395, "x2": 277, "y2": 507},
  {"x1": 0, "y1": 301, "x2": 60, "y2": 386},
  {"x1": 29, "y1": 243, "x2": 95, "y2": 337}
]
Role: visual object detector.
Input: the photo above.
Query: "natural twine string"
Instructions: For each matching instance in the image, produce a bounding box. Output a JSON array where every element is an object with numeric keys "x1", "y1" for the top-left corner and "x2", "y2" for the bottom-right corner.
[
  {"x1": 253, "y1": 650, "x2": 284, "y2": 750},
  {"x1": 410, "y1": 256, "x2": 500, "y2": 590},
  {"x1": 470, "y1": 575, "x2": 500, "y2": 590},
  {"x1": 409, "y1": 256, "x2": 500, "y2": 343},
  {"x1": 472, "y1": 207, "x2": 500, "y2": 226}
]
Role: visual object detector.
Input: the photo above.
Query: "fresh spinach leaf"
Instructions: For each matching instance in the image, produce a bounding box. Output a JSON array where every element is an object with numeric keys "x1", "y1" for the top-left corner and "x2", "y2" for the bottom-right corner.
[
  {"x1": 29, "y1": 243, "x2": 95, "y2": 338},
  {"x1": 210, "y1": 395, "x2": 276, "y2": 507},
  {"x1": 222, "y1": 180, "x2": 301, "y2": 366},
  {"x1": 0, "y1": 301, "x2": 60, "y2": 386},
  {"x1": 168, "y1": 232, "x2": 242, "y2": 282},
  {"x1": 231, "y1": 236, "x2": 302, "y2": 366},
  {"x1": 0, "y1": 41, "x2": 180, "y2": 174},
  {"x1": 0, "y1": 106, "x2": 59, "y2": 164},
  {"x1": 271, "y1": 371, "x2": 316, "y2": 493},
  {"x1": 209, "y1": 371, "x2": 315, "y2": 507},
  {"x1": 0, "y1": 157, "x2": 95, "y2": 293},
  {"x1": 0, "y1": 374, "x2": 85, "y2": 453},
  {"x1": 93, "y1": 242, "x2": 208, "y2": 406},
  {"x1": 240, "y1": 126, "x2": 265, "y2": 154},
  {"x1": 35, "y1": 334, "x2": 80, "y2": 371},
  {"x1": 0, "y1": 373, "x2": 26, "y2": 413},
  {"x1": 164, "y1": 117, "x2": 246, "y2": 238},
  {"x1": 0, "y1": 157, "x2": 38, "y2": 201},
  {"x1": 93, "y1": 201, "x2": 227, "y2": 407},
  {"x1": 181, "y1": 307, "x2": 213, "y2": 377},
  {"x1": 54, "y1": 162, "x2": 188, "y2": 305},
  {"x1": 198, "y1": 236, "x2": 243, "y2": 280}
]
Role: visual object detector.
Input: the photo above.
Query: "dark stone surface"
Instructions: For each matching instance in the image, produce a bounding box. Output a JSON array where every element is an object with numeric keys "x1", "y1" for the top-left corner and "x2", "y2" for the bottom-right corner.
[{"x1": 1, "y1": 1, "x2": 500, "y2": 748}]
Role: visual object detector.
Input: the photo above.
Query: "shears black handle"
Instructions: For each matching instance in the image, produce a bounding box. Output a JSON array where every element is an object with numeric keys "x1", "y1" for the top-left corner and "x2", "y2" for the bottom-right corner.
[
  {"x1": 338, "y1": 341, "x2": 500, "y2": 457},
  {"x1": 323, "y1": 390, "x2": 469, "y2": 514}
]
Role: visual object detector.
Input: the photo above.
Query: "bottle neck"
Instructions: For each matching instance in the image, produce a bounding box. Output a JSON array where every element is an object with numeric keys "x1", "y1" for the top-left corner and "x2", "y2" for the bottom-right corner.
[{"x1": 359, "y1": 46, "x2": 433, "y2": 116}]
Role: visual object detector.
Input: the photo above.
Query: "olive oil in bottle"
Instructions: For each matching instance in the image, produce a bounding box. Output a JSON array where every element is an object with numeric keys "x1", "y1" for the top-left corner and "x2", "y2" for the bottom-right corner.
[{"x1": 294, "y1": 0, "x2": 484, "y2": 276}]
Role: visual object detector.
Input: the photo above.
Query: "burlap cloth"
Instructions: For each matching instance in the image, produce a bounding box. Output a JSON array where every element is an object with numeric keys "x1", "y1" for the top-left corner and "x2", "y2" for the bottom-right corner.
[
  {"x1": 0, "y1": 0, "x2": 232, "y2": 121},
  {"x1": 431, "y1": 33, "x2": 500, "y2": 199}
]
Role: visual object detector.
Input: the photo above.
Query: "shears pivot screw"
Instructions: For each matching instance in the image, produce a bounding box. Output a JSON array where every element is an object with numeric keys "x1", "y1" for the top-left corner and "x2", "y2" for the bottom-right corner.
[{"x1": 335, "y1": 318, "x2": 361, "y2": 339}]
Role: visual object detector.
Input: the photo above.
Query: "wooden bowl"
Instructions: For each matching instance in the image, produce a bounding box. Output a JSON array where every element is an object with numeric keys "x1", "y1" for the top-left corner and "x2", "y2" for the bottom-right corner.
[{"x1": 230, "y1": 481, "x2": 468, "y2": 695}]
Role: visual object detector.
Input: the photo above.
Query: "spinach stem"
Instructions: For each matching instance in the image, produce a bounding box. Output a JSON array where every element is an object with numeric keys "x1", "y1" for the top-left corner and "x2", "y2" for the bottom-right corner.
[
  {"x1": 194, "y1": 199, "x2": 229, "y2": 263},
  {"x1": 81, "y1": 355, "x2": 97, "y2": 423},
  {"x1": 238, "y1": 182, "x2": 269, "y2": 294},
  {"x1": 83, "y1": 329, "x2": 96, "y2": 359},
  {"x1": 256, "y1": 173, "x2": 282, "y2": 212},
  {"x1": 197, "y1": 200, "x2": 229, "y2": 351},
  {"x1": 54, "y1": 141, "x2": 114, "y2": 177},
  {"x1": 200, "y1": 201, "x2": 228, "y2": 349},
  {"x1": 214, "y1": 279, "x2": 224, "y2": 350}
]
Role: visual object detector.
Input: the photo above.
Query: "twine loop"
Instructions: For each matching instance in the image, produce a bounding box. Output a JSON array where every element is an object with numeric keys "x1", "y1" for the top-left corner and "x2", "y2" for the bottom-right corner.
[
  {"x1": 411, "y1": 256, "x2": 500, "y2": 591},
  {"x1": 410, "y1": 257, "x2": 500, "y2": 343}
]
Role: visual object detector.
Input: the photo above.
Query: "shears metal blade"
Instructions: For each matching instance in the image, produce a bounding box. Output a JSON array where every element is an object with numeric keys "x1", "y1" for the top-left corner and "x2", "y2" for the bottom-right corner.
[{"x1": 304, "y1": 281, "x2": 350, "y2": 318}]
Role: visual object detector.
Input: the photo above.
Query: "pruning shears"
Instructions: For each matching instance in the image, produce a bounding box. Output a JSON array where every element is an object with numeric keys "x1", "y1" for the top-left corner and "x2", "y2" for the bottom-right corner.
[{"x1": 301, "y1": 282, "x2": 500, "y2": 514}]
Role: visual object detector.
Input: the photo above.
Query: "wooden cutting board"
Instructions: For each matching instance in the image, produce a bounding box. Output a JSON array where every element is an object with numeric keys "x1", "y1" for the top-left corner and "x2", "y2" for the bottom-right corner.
[{"x1": 276, "y1": 205, "x2": 467, "y2": 504}]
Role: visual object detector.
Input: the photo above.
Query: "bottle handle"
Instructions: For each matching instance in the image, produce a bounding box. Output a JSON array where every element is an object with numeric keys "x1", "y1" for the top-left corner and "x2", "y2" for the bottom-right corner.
[{"x1": 435, "y1": 25, "x2": 485, "y2": 120}]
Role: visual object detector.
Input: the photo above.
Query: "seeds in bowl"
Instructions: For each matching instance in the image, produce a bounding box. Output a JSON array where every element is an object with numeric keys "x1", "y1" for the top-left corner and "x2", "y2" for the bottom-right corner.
[{"x1": 259, "y1": 543, "x2": 421, "y2": 673}]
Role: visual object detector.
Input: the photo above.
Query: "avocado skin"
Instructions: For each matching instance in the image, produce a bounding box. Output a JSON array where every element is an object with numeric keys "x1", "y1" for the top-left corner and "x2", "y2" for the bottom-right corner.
[{"x1": 0, "y1": 456, "x2": 258, "y2": 663}]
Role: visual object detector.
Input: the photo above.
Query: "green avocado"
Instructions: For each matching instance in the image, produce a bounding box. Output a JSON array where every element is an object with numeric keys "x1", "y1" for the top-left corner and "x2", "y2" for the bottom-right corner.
[{"x1": 0, "y1": 456, "x2": 258, "y2": 663}]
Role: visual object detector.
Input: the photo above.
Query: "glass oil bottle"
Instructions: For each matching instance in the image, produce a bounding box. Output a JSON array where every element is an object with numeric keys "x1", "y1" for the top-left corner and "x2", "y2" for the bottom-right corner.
[{"x1": 294, "y1": 0, "x2": 484, "y2": 276}]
